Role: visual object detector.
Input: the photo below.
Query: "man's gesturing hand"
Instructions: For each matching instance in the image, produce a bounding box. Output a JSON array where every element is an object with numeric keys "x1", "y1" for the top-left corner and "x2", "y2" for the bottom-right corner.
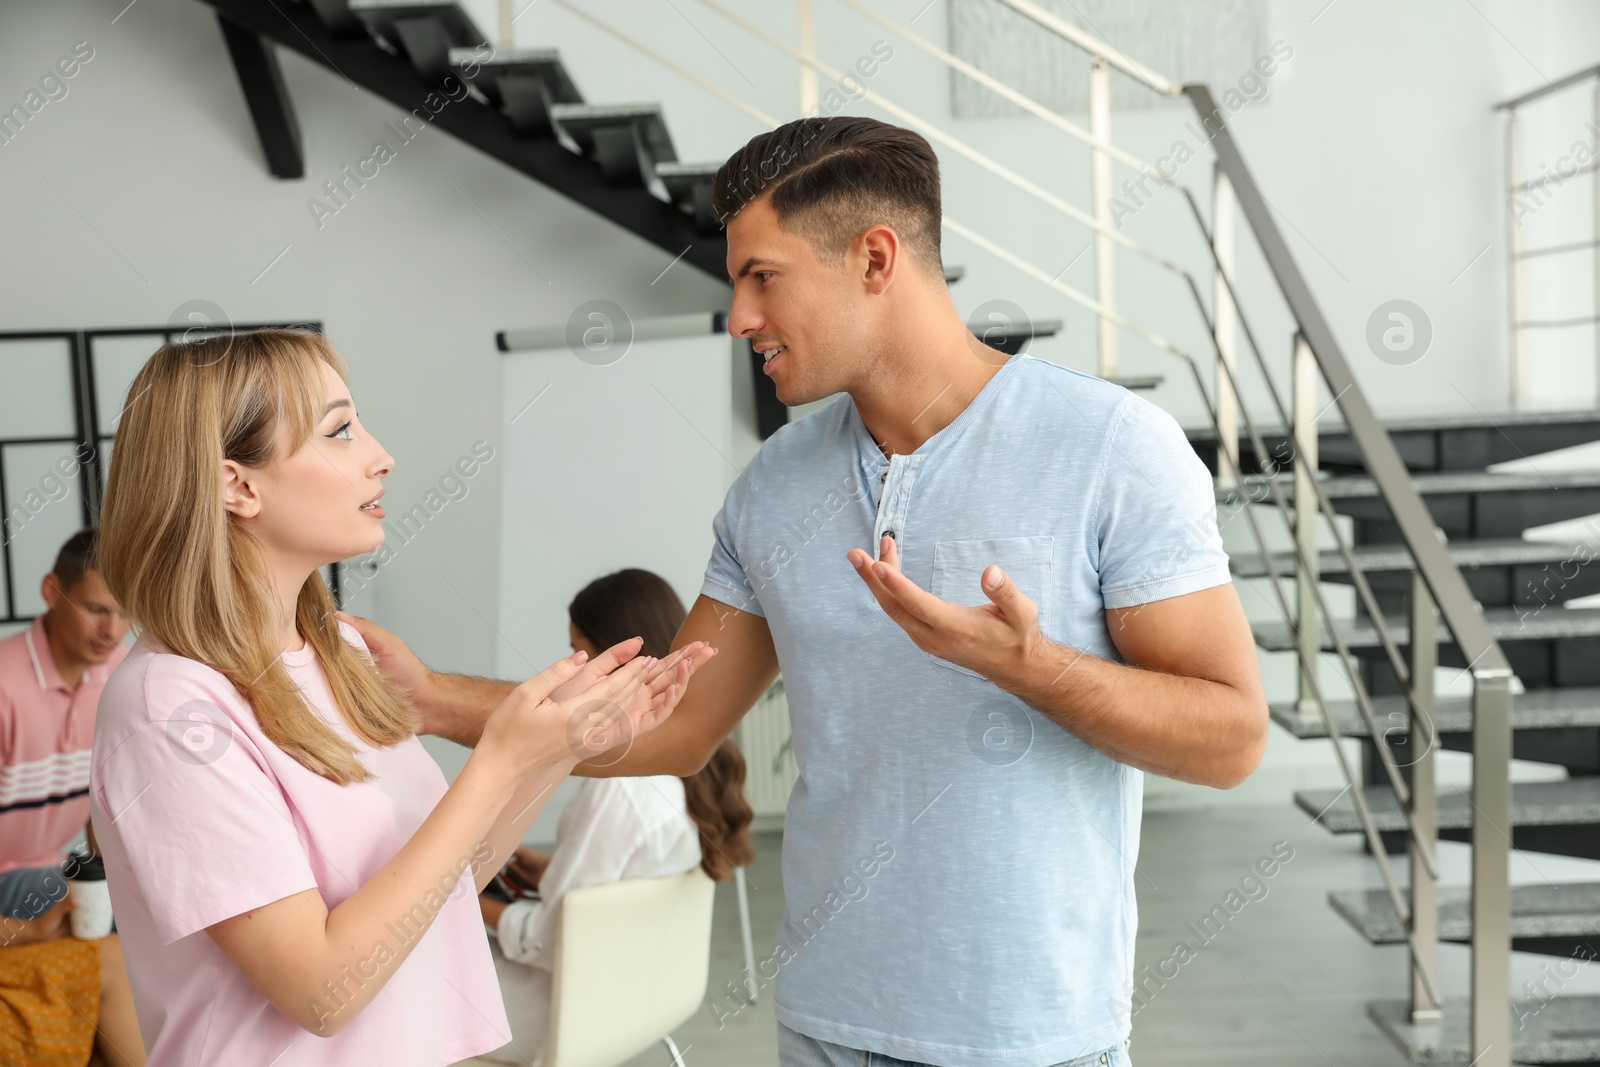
[{"x1": 847, "y1": 534, "x2": 1043, "y2": 682}]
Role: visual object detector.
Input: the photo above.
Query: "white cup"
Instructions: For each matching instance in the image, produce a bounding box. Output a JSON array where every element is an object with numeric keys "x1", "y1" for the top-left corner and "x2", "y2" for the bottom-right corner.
[{"x1": 66, "y1": 856, "x2": 113, "y2": 940}]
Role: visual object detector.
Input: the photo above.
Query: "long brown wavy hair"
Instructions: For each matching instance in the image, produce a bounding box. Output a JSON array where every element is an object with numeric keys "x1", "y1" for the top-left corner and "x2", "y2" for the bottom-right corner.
[
  {"x1": 97, "y1": 329, "x2": 417, "y2": 784},
  {"x1": 569, "y1": 569, "x2": 755, "y2": 881}
]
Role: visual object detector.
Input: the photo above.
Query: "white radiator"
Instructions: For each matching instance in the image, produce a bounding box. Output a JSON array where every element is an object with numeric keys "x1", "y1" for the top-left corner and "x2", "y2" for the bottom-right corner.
[{"x1": 737, "y1": 677, "x2": 797, "y2": 822}]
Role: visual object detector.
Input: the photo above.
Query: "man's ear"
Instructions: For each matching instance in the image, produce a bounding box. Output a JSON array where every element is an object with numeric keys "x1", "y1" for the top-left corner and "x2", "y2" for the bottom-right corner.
[
  {"x1": 858, "y1": 223, "x2": 901, "y2": 296},
  {"x1": 39, "y1": 573, "x2": 62, "y2": 611},
  {"x1": 221, "y1": 459, "x2": 261, "y2": 520}
]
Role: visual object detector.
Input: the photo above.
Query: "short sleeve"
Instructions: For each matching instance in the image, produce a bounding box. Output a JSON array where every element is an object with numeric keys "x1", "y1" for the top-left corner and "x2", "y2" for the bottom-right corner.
[
  {"x1": 1094, "y1": 393, "x2": 1232, "y2": 609},
  {"x1": 699, "y1": 468, "x2": 766, "y2": 617},
  {"x1": 93, "y1": 663, "x2": 318, "y2": 945}
]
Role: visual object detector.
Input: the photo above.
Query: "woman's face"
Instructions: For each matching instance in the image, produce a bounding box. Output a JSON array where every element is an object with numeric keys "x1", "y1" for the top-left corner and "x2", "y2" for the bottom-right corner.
[{"x1": 223, "y1": 359, "x2": 394, "y2": 570}]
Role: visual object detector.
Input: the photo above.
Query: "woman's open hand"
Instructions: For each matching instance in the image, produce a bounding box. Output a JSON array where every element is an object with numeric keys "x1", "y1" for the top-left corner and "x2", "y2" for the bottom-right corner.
[
  {"x1": 548, "y1": 637, "x2": 718, "y2": 764},
  {"x1": 477, "y1": 648, "x2": 670, "y2": 780}
]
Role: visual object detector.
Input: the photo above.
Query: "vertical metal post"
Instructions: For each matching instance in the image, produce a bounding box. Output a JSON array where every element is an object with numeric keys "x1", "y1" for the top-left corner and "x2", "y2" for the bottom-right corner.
[
  {"x1": 1593, "y1": 80, "x2": 1600, "y2": 404},
  {"x1": 497, "y1": 0, "x2": 513, "y2": 49},
  {"x1": 1471, "y1": 669, "x2": 1514, "y2": 1067},
  {"x1": 1213, "y1": 164, "x2": 1240, "y2": 489},
  {"x1": 1090, "y1": 59, "x2": 1116, "y2": 378},
  {"x1": 736, "y1": 866, "x2": 759, "y2": 1003},
  {"x1": 1292, "y1": 334, "x2": 1320, "y2": 720},
  {"x1": 798, "y1": 0, "x2": 818, "y2": 115},
  {"x1": 1506, "y1": 108, "x2": 1526, "y2": 409},
  {"x1": 1408, "y1": 571, "x2": 1441, "y2": 1024}
]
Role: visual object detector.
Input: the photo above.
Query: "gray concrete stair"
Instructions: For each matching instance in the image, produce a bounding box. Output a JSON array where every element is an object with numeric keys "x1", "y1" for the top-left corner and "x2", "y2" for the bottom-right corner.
[
  {"x1": 1230, "y1": 536, "x2": 1579, "y2": 580},
  {"x1": 1368, "y1": 994, "x2": 1600, "y2": 1064},
  {"x1": 1251, "y1": 605, "x2": 1600, "y2": 653},
  {"x1": 1186, "y1": 405, "x2": 1600, "y2": 475},
  {"x1": 1269, "y1": 688, "x2": 1600, "y2": 739},
  {"x1": 1219, "y1": 468, "x2": 1600, "y2": 540},
  {"x1": 1295, "y1": 778, "x2": 1600, "y2": 835},
  {"x1": 1329, "y1": 881, "x2": 1600, "y2": 944}
]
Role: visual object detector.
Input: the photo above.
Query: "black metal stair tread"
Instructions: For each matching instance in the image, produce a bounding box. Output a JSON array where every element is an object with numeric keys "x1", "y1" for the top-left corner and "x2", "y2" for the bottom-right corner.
[
  {"x1": 1231, "y1": 536, "x2": 1579, "y2": 578},
  {"x1": 1294, "y1": 778, "x2": 1600, "y2": 834},
  {"x1": 1185, "y1": 405, "x2": 1600, "y2": 443},
  {"x1": 1368, "y1": 994, "x2": 1600, "y2": 1064},
  {"x1": 1218, "y1": 467, "x2": 1600, "y2": 505},
  {"x1": 1269, "y1": 687, "x2": 1600, "y2": 739},
  {"x1": 446, "y1": 47, "x2": 582, "y2": 104},
  {"x1": 1329, "y1": 881, "x2": 1600, "y2": 944},
  {"x1": 944, "y1": 265, "x2": 966, "y2": 284},
  {"x1": 347, "y1": 0, "x2": 484, "y2": 47},
  {"x1": 654, "y1": 160, "x2": 719, "y2": 200},
  {"x1": 549, "y1": 103, "x2": 676, "y2": 162},
  {"x1": 1252, "y1": 605, "x2": 1600, "y2": 652}
]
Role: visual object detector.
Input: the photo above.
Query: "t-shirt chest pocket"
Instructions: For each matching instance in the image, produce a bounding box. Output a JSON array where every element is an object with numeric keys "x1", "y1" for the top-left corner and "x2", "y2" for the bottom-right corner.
[{"x1": 929, "y1": 535, "x2": 1054, "y2": 679}]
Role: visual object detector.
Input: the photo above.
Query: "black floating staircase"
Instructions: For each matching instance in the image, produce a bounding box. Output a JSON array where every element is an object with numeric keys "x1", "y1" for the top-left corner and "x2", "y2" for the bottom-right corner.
[
  {"x1": 1189, "y1": 408, "x2": 1600, "y2": 1062},
  {"x1": 197, "y1": 0, "x2": 1108, "y2": 438}
]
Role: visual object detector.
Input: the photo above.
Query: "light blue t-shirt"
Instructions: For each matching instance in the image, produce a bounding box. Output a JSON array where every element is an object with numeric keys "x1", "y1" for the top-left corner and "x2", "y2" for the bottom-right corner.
[{"x1": 700, "y1": 353, "x2": 1231, "y2": 1066}]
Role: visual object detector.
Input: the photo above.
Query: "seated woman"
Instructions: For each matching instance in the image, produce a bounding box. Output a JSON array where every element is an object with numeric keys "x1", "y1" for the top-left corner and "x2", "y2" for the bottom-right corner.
[{"x1": 476, "y1": 569, "x2": 755, "y2": 1067}]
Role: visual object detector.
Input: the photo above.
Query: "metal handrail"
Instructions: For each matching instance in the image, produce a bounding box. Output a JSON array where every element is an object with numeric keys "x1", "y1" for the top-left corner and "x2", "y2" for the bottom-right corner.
[
  {"x1": 987, "y1": 0, "x2": 1182, "y2": 96},
  {"x1": 831, "y1": 0, "x2": 1183, "y2": 193},
  {"x1": 547, "y1": 0, "x2": 780, "y2": 128},
  {"x1": 1189, "y1": 82, "x2": 1509, "y2": 677},
  {"x1": 1494, "y1": 62, "x2": 1600, "y2": 110},
  {"x1": 690, "y1": 0, "x2": 1192, "y2": 281}
]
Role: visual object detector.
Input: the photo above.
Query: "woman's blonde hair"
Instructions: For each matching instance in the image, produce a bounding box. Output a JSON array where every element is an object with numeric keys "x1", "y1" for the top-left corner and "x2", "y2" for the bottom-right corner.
[{"x1": 98, "y1": 328, "x2": 417, "y2": 784}]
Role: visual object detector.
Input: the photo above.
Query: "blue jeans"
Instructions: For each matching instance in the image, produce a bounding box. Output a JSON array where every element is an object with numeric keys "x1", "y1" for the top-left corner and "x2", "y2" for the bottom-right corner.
[
  {"x1": 777, "y1": 1021, "x2": 1132, "y2": 1067},
  {"x1": 0, "y1": 864, "x2": 69, "y2": 920}
]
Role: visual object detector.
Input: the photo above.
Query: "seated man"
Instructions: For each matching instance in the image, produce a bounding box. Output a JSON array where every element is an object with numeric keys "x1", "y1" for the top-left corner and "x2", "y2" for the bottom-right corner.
[{"x1": 0, "y1": 529, "x2": 143, "y2": 1067}]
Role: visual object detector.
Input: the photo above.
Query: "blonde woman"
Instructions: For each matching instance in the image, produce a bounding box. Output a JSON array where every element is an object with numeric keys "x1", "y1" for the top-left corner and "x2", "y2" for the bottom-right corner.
[{"x1": 88, "y1": 329, "x2": 716, "y2": 1065}]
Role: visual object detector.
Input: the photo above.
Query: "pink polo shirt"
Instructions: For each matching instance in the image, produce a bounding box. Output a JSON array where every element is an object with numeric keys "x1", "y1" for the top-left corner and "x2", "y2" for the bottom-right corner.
[
  {"x1": 89, "y1": 620, "x2": 510, "y2": 1066},
  {"x1": 0, "y1": 617, "x2": 128, "y2": 874}
]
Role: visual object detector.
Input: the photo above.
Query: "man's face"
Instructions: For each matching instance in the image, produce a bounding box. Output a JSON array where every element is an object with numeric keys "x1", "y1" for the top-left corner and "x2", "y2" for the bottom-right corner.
[
  {"x1": 41, "y1": 569, "x2": 129, "y2": 666},
  {"x1": 725, "y1": 197, "x2": 858, "y2": 407}
]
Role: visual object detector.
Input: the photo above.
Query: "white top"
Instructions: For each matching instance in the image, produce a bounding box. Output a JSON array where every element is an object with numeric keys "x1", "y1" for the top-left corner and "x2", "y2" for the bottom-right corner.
[{"x1": 496, "y1": 775, "x2": 702, "y2": 969}]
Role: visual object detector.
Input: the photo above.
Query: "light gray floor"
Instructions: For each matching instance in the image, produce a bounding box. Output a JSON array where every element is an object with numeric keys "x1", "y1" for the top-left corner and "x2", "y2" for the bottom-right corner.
[{"x1": 459, "y1": 800, "x2": 1600, "y2": 1067}]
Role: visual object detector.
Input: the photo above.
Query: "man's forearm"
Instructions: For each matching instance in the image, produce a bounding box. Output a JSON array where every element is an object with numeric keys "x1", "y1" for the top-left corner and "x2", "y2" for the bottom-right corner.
[
  {"x1": 418, "y1": 672, "x2": 515, "y2": 748},
  {"x1": 995, "y1": 638, "x2": 1263, "y2": 788}
]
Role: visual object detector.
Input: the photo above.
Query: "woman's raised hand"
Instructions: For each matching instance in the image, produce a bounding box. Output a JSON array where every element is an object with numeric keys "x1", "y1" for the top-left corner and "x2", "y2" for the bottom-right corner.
[
  {"x1": 548, "y1": 638, "x2": 719, "y2": 767},
  {"x1": 477, "y1": 651, "x2": 656, "y2": 780}
]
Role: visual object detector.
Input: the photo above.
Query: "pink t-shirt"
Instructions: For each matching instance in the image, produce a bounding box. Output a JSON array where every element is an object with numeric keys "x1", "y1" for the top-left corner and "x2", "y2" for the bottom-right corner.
[{"x1": 89, "y1": 621, "x2": 510, "y2": 1066}]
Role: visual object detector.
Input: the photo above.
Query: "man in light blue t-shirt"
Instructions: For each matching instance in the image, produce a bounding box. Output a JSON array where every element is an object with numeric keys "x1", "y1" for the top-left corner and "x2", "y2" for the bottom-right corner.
[{"x1": 376, "y1": 116, "x2": 1267, "y2": 1067}]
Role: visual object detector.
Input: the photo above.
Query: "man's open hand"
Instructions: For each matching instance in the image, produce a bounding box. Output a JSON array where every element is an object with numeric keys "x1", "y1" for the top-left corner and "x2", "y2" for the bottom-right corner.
[{"x1": 848, "y1": 534, "x2": 1042, "y2": 681}]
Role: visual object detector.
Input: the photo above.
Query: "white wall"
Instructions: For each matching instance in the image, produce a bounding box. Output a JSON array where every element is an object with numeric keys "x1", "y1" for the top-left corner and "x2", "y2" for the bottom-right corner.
[
  {"x1": 4, "y1": 0, "x2": 1599, "y2": 821},
  {"x1": 0, "y1": 0, "x2": 729, "y2": 797}
]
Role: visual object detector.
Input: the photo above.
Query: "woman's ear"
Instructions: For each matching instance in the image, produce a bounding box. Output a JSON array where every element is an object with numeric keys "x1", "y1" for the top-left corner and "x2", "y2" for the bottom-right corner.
[{"x1": 221, "y1": 459, "x2": 262, "y2": 519}]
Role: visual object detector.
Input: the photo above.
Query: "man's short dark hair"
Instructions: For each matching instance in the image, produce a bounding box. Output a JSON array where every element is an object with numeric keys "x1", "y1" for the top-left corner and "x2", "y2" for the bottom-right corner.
[
  {"x1": 51, "y1": 528, "x2": 98, "y2": 593},
  {"x1": 713, "y1": 116, "x2": 943, "y2": 275}
]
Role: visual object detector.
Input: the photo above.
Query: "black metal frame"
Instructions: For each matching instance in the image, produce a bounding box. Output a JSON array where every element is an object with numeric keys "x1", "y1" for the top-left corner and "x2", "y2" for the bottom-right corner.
[
  {"x1": 0, "y1": 322, "x2": 334, "y2": 626},
  {"x1": 216, "y1": 11, "x2": 305, "y2": 179}
]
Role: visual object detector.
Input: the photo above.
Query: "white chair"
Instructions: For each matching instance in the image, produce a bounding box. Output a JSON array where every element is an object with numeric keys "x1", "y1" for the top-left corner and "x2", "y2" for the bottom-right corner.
[{"x1": 544, "y1": 867, "x2": 716, "y2": 1067}]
